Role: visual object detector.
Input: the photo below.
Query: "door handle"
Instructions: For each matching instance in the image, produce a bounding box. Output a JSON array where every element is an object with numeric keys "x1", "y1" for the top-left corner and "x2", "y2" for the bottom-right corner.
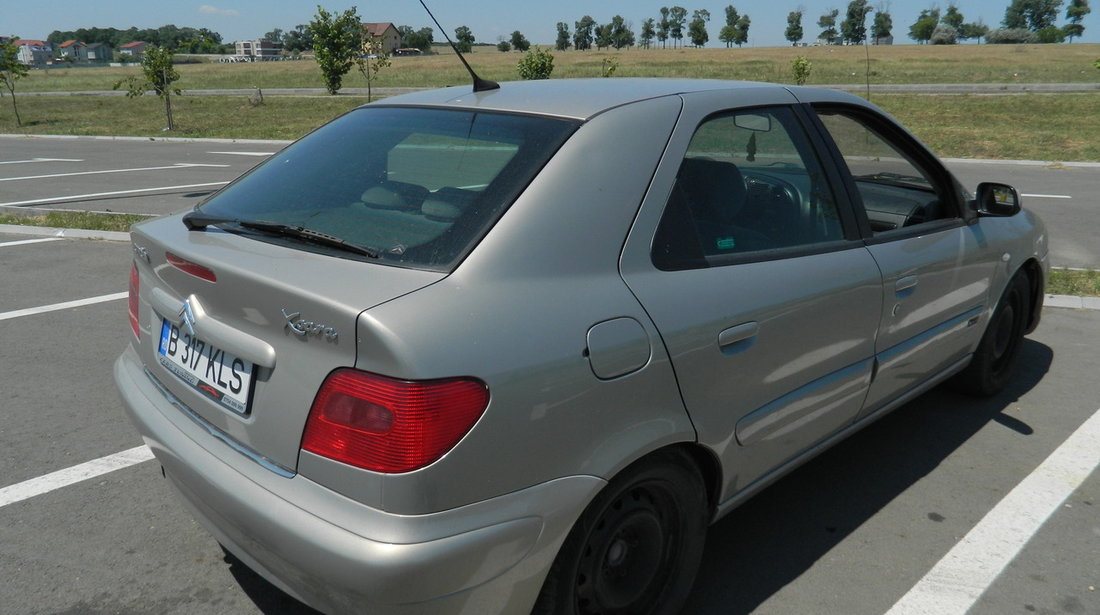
[
  {"x1": 719, "y1": 322, "x2": 759, "y2": 355},
  {"x1": 895, "y1": 275, "x2": 918, "y2": 297}
]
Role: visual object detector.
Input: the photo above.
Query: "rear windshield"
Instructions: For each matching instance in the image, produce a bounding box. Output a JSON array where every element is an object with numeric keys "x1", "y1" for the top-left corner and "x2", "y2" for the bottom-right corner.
[{"x1": 194, "y1": 106, "x2": 578, "y2": 271}]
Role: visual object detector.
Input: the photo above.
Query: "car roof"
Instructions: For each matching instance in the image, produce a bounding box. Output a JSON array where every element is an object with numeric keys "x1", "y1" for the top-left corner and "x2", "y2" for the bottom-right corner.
[{"x1": 371, "y1": 78, "x2": 867, "y2": 121}]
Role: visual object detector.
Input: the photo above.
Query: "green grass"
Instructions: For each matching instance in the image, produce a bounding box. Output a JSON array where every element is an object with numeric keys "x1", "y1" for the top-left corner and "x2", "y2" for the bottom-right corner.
[
  {"x1": 0, "y1": 211, "x2": 150, "y2": 232},
  {"x1": 1048, "y1": 269, "x2": 1100, "y2": 297}
]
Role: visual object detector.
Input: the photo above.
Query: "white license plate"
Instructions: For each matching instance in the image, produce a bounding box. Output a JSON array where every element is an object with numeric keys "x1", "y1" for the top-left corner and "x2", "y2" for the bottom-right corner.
[{"x1": 158, "y1": 318, "x2": 254, "y2": 415}]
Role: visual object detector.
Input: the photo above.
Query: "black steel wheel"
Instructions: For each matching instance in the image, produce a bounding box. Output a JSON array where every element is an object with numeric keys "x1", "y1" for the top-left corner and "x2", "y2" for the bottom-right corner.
[
  {"x1": 534, "y1": 450, "x2": 708, "y2": 615},
  {"x1": 950, "y1": 272, "x2": 1031, "y2": 396}
]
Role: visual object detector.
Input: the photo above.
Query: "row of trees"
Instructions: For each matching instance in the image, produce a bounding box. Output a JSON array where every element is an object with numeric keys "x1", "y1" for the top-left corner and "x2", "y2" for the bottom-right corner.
[{"x1": 45, "y1": 25, "x2": 228, "y2": 53}]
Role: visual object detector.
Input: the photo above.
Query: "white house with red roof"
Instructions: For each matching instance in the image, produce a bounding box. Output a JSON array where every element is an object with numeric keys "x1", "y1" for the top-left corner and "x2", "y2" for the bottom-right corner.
[
  {"x1": 57, "y1": 40, "x2": 89, "y2": 62},
  {"x1": 119, "y1": 41, "x2": 148, "y2": 57},
  {"x1": 14, "y1": 39, "x2": 53, "y2": 67}
]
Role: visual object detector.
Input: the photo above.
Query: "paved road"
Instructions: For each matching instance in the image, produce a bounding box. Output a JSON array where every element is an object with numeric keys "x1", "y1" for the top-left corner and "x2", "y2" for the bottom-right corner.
[
  {"x1": 0, "y1": 230, "x2": 1096, "y2": 614},
  {"x1": 2, "y1": 136, "x2": 1097, "y2": 268}
]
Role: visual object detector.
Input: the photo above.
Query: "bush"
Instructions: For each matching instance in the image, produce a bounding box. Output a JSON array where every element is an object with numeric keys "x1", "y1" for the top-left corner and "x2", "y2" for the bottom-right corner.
[
  {"x1": 791, "y1": 56, "x2": 812, "y2": 86},
  {"x1": 985, "y1": 28, "x2": 1037, "y2": 44},
  {"x1": 517, "y1": 47, "x2": 554, "y2": 80},
  {"x1": 931, "y1": 25, "x2": 958, "y2": 45},
  {"x1": 497, "y1": 41, "x2": 511, "y2": 52},
  {"x1": 1035, "y1": 27, "x2": 1066, "y2": 44}
]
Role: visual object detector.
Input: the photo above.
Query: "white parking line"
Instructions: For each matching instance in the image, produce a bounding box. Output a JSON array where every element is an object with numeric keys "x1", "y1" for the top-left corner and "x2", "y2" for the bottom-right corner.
[
  {"x1": 0, "y1": 446, "x2": 154, "y2": 508},
  {"x1": 0, "y1": 163, "x2": 230, "y2": 182},
  {"x1": 0, "y1": 182, "x2": 229, "y2": 208},
  {"x1": 0, "y1": 237, "x2": 65, "y2": 248},
  {"x1": 208, "y1": 151, "x2": 275, "y2": 157},
  {"x1": 886, "y1": 405, "x2": 1100, "y2": 615},
  {"x1": 0, "y1": 292, "x2": 128, "y2": 321},
  {"x1": 1021, "y1": 193, "x2": 1072, "y2": 199},
  {"x1": 0, "y1": 158, "x2": 84, "y2": 165}
]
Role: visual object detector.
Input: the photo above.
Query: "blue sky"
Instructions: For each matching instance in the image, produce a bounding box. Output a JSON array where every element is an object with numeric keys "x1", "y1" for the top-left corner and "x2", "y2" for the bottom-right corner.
[{"x1": 6, "y1": 0, "x2": 1097, "y2": 47}]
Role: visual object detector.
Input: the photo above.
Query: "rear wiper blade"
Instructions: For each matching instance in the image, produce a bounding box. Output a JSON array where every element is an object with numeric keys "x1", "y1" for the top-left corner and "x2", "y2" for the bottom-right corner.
[{"x1": 182, "y1": 212, "x2": 380, "y2": 258}]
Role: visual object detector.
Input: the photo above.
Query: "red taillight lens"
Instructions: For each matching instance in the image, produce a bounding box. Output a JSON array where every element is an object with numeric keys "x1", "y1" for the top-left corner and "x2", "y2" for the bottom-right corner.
[
  {"x1": 302, "y1": 369, "x2": 489, "y2": 474},
  {"x1": 166, "y1": 252, "x2": 217, "y2": 282},
  {"x1": 128, "y1": 262, "x2": 140, "y2": 339}
]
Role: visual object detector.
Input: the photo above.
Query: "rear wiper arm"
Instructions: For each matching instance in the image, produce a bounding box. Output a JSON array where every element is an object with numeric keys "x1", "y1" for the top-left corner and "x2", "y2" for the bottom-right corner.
[{"x1": 182, "y1": 212, "x2": 380, "y2": 258}]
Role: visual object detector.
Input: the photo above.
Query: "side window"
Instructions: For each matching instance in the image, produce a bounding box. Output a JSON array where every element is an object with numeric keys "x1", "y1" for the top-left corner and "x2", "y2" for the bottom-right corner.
[
  {"x1": 815, "y1": 109, "x2": 959, "y2": 234},
  {"x1": 652, "y1": 106, "x2": 845, "y2": 271}
]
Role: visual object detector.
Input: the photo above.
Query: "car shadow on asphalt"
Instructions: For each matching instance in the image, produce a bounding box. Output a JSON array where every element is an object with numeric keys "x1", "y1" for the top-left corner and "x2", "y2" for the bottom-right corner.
[{"x1": 681, "y1": 338, "x2": 1054, "y2": 614}]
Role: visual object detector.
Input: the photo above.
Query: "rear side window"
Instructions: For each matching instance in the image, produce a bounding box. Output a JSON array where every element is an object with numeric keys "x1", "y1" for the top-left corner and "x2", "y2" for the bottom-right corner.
[
  {"x1": 652, "y1": 106, "x2": 846, "y2": 270},
  {"x1": 195, "y1": 107, "x2": 578, "y2": 271}
]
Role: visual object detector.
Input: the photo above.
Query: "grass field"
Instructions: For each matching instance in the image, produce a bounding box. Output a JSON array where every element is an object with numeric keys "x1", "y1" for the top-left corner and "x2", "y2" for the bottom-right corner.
[{"x1": 2, "y1": 43, "x2": 1099, "y2": 160}]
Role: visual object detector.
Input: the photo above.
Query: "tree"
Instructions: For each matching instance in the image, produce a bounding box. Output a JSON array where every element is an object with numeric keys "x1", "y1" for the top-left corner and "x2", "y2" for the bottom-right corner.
[
  {"x1": 1064, "y1": 0, "x2": 1091, "y2": 41},
  {"x1": 668, "y1": 6, "x2": 689, "y2": 47},
  {"x1": 786, "y1": 10, "x2": 805, "y2": 45},
  {"x1": 909, "y1": 8, "x2": 941, "y2": 43},
  {"x1": 510, "y1": 30, "x2": 530, "y2": 52},
  {"x1": 114, "y1": 45, "x2": 181, "y2": 130},
  {"x1": 959, "y1": 21, "x2": 990, "y2": 42},
  {"x1": 454, "y1": 25, "x2": 475, "y2": 53},
  {"x1": 399, "y1": 26, "x2": 433, "y2": 52},
  {"x1": 574, "y1": 16, "x2": 596, "y2": 51},
  {"x1": 943, "y1": 4, "x2": 965, "y2": 29},
  {"x1": 356, "y1": 32, "x2": 390, "y2": 102},
  {"x1": 872, "y1": 9, "x2": 894, "y2": 43},
  {"x1": 689, "y1": 9, "x2": 711, "y2": 47},
  {"x1": 497, "y1": 40, "x2": 511, "y2": 52},
  {"x1": 283, "y1": 25, "x2": 314, "y2": 53},
  {"x1": 818, "y1": 9, "x2": 840, "y2": 44},
  {"x1": 657, "y1": 7, "x2": 671, "y2": 47},
  {"x1": 309, "y1": 5, "x2": 362, "y2": 95},
  {"x1": 1003, "y1": 0, "x2": 1065, "y2": 31},
  {"x1": 733, "y1": 14, "x2": 752, "y2": 47},
  {"x1": 640, "y1": 18, "x2": 657, "y2": 48},
  {"x1": 609, "y1": 16, "x2": 636, "y2": 49},
  {"x1": 555, "y1": 22, "x2": 571, "y2": 51},
  {"x1": 841, "y1": 0, "x2": 874, "y2": 44},
  {"x1": 595, "y1": 23, "x2": 613, "y2": 50},
  {"x1": 0, "y1": 38, "x2": 29, "y2": 126}
]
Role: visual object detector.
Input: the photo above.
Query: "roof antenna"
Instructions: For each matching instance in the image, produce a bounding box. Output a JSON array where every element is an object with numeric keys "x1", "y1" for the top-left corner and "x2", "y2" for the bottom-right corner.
[{"x1": 418, "y1": 0, "x2": 499, "y2": 93}]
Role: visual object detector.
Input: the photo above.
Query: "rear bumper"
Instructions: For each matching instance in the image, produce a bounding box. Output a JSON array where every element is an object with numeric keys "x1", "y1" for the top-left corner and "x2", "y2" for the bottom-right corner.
[{"x1": 115, "y1": 345, "x2": 603, "y2": 615}]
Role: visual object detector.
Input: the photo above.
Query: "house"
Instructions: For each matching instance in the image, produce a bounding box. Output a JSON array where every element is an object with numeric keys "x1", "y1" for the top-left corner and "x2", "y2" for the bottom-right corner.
[
  {"x1": 86, "y1": 42, "x2": 113, "y2": 62},
  {"x1": 362, "y1": 22, "x2": 401, "y2": 54},
  {"x1": 58, "y1": 40, "x2": 89, "y2": 62},
  {"x1": 119, "y1": 41, "x2": 147, "y2": 57},
  {"x1": 234, "y1": 39, "x2": 282, "y2": 60},
  {"x1": 15, "y1": 39, "x2": 53, "y2": 67}
]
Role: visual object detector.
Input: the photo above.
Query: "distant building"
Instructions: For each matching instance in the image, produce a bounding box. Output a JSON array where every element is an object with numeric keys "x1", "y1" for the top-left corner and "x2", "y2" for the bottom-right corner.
[
  {"x1": 15, "y1": 39, "x2": 53, "y2": 67},
  {"x1": 87, "y1": 42, "x2": 112, "y2": 62},
  {"x1": 119, "y1": 41, "x2": 148, "y2": 57},
  {"x1": 872, "y1": 35, "x2": 894, "y2": 45},
  {"x1": 58, "y1": 40, "x2": 88, "y2": 62},
  {"x1": 362, "y1": 23, "x2": 401, "y2": 54},
  {"x1": 234, "y1": 39, "x2": 282, "y2": 59}
]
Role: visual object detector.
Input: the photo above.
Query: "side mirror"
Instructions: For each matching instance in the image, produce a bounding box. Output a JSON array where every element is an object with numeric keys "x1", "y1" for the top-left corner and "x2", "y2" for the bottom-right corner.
[{"x1": 974, "y1": 182, "x2": 1021, "y2": 217}]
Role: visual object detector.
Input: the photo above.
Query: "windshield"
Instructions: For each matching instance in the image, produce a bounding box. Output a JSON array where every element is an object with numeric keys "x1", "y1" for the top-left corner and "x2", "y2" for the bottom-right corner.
[{"x1": 194, "y1": 106, "x2": 578, "y2": 271}]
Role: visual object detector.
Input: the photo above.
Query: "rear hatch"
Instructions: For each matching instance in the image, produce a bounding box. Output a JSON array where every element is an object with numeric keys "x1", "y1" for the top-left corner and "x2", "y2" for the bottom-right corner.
[
  {"x1": 128, "y1": 104, "x2": 578, "y2": 475},
  {"x1": 131, "y1": 217, "x2": 444, "y2": 472}
]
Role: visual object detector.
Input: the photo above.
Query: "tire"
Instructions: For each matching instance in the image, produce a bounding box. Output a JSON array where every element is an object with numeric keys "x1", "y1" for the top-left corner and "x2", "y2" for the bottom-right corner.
[
  {"x1": 533, "y1": 450, "x2": 709, "y2": 615},
  {"x1": 950, "y1": 272, "x2": 1031, "y2": 397}
]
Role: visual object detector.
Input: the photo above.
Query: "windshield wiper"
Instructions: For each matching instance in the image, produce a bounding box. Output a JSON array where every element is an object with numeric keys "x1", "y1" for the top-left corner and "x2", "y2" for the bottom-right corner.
[{"x1": 182, "y1": 211, "x2": 380, "y2": 258}]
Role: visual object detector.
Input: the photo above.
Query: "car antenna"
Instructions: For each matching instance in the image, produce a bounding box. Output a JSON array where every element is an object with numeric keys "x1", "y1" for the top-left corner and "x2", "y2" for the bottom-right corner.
[{"x1": 418, "y1": 0, "x2": 499, "y2": 93}]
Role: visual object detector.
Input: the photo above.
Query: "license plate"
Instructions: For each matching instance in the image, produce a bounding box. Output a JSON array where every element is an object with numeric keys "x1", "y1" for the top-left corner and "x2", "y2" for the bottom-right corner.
[{"x1": 158, "y1": 318, "x2": 254, "y2": 415}]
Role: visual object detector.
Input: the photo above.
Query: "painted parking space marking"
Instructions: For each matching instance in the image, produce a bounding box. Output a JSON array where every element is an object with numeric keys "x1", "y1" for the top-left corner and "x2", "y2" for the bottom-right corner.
[
  {"x1": 0, "y1": 237, "x2": 65, "y2": 248},
  {"x1": 0, "y1": 292, "x2": 128, "y2": 321},
  {"x1": 0, "y1": 182, "x2": 229, "y2": 208},
  {"x1": 1021, "y1": 193, "x2": 1072, "y2": 199},
  {"x1": 0, "y1": 158, "x2": 84, "y2": 165},
  {"x1": 207, "y1": 151, "x2": 275, "y2": 157},
  {"x1": 0, "y1": 163, "x2": 230, "y2": 183},
  {"x1": 0, "y1": 446, "x2": 154, "y2": 508},
  {"x1": 886, "y1": 405, "x2": 1100, "y2": 615}
]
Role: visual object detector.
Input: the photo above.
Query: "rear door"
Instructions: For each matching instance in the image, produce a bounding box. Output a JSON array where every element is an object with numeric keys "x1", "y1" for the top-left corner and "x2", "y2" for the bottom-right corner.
[
  {"x1": 620, "y1": 90, "x2": 882, "y2": 499},
  {"x1": 809, "y1": 105, "x2": 997, "y2": 415}
]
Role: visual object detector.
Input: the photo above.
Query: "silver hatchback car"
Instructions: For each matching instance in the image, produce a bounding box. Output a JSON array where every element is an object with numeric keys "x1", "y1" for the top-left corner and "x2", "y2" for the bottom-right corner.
[{"x1": 115, "y1": 79, "x2": 1048, "y2": 615}]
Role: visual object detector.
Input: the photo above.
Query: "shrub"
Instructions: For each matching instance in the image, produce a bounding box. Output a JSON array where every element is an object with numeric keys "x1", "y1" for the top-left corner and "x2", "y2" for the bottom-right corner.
[
  {"x1": 985, "y1": 28, "x2": 1037, "y2": 44},
  {"x1": 931, "y1": 25, "x2": 959, "y2": 45},
  {"x1": 791, "y1": 56, "x2": 812, "y2": 86},
  {"x1": 517, "y1": 47, "x2": 554, "y2": 80}
]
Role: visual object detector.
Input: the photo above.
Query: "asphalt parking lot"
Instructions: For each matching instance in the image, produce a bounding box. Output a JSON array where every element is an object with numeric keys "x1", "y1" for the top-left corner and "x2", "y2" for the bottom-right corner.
[{"x1": 1, "y1": 138, "x2": 1098, "y2": 614}]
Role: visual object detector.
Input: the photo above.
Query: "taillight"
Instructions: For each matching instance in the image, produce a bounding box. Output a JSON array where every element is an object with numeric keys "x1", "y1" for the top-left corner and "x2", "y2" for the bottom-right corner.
[
  {"x1": 302, "y1": 369, "x2": 489, "y2": 474},
  {"x1": 128, "y1": 262, "x2": 140, "y2": 339},
  {"x1": 166, "y1": 252, "x2": 217, "y2": 282}
]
